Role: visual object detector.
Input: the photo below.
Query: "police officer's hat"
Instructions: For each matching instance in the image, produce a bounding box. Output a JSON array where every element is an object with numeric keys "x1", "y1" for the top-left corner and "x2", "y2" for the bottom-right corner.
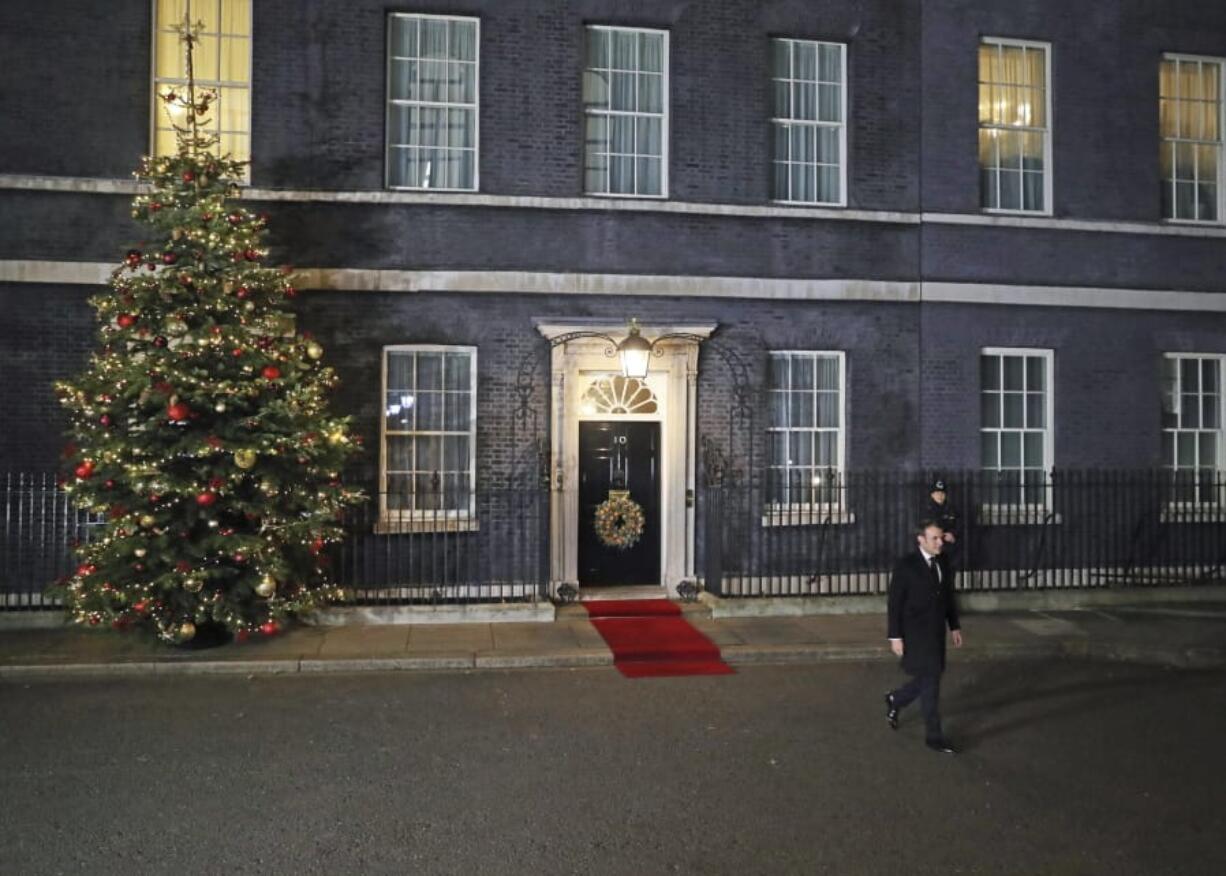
[{"x1": 929, "y1": 478, "x2": 947, "y2": 493}]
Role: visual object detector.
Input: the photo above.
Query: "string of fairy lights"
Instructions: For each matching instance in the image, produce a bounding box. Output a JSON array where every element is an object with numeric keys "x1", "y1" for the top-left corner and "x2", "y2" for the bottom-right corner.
[{"x1": 52, "y1": 13, "x2": 362, "y2": 643}]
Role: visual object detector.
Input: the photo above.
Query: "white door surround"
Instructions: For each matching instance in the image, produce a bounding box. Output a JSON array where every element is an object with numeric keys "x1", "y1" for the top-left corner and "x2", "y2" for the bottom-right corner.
[{"x1": 534, "y1": 319, "x2": 717, "y2": 597}]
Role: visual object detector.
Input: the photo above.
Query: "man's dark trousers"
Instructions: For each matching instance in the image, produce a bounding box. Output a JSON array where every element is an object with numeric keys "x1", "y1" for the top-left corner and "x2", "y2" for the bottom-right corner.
[{"x1": 890, "y1": 672, "x2": 943, "y2": 741}]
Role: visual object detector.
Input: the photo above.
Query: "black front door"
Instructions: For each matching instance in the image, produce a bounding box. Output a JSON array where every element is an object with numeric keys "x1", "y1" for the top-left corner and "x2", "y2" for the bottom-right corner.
[{"x1": 578, "y1": 421, "x2": 660, "y2": 586}]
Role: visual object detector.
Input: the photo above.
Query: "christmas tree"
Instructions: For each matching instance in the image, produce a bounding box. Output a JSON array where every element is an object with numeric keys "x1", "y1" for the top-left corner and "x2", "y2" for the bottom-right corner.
[{"x1": 52, "y1": 17, "x2": 362, "y2": 644}]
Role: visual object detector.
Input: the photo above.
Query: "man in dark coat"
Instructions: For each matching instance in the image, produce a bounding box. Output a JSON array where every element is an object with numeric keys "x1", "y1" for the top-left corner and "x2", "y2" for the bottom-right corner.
[{"x1": 884, "y1": 519, "x2": 964, "y2": 753}]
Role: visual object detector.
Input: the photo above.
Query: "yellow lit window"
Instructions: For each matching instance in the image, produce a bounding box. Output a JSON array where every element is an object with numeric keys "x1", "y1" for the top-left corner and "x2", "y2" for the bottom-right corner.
[{"x1": 152, "y1": 0, "x2": 251, "y2": 167}]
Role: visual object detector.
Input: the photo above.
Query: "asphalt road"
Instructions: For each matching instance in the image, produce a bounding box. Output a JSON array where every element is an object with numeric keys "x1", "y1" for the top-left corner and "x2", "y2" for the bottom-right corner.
[{"x1": 1, "y1": 659, "x2": 1223, "y2": 875}]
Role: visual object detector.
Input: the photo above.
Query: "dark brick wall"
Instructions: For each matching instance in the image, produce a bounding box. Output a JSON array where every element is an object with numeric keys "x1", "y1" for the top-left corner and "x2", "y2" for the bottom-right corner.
[
  {"x1": 920, "y1": 0, "x2": 1226, "y2": 221},
  {"x1": 7, "y1": 281, "x2": 1226, "y2": 479},
  {"x1": 294, "y1": 291, "x2": 922, "y2": 484},
  {"x1": 0, "y1": 284, "x2": 95, "y2": 469},
  {"x1": 0, "y1": 1, "x2": 149, "y2": 177},
  {"x1": 921, "y1": 224, "x2": 1226, "y2": 293},
  {"x1": 250, "y1": 0, "x2": 919, "y2": 208},
  {"x1": 919, "y1": 303, "x2": 1226, "y2": 469}
]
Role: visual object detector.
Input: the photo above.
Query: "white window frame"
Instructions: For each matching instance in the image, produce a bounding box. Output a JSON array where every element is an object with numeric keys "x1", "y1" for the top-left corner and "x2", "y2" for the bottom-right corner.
[
  {"x1": 978, "y1": 36, "x2": 1054, "y2": 216},
  {"x1": 770, "y1": 38, "x2": 848, "y2": 207},
  {"x1": 582, "y1": 25, "x2": 670, "y2": 199},
  {"x1": 764, "y1": 350, "x2": 849, "y2": 523},
  {"x1": 980, "y1": 347, "x2": 1055, "y2": 512},
  {"x1": 150, "y1": 0, "x2": 253, "y2": 174},
  {"x1": 1161, "y1": 353, "x2": 1225, "y2": 509},
  {"x1": 385, "y1": 13, "x2": 481, "y2": 192},
  {"x1": 1160, "y1": 53, "x2": 1226, "y2": 225},
  {"x1": 379, "y1": 345, "x2": 478, "y2": 533}
]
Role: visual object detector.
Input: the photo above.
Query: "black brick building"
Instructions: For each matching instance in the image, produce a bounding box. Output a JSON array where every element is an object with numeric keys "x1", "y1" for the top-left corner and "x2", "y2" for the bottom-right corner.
[{"x1": 2, "y1": 1, "x2": 1224, "y2": 597}]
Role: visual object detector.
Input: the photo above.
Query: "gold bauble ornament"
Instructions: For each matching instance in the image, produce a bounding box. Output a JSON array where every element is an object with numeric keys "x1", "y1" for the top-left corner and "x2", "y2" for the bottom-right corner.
[
  {"x1": 178, "y1": 621, "x2": 196, "y2": 641},
  {"x1": 255, "y1": 575, "x2": 277, "y2": 598},
  {"x1": 233, "y1": 449, "x2": 257, "y2": 470},
  {"x1": 305, "y1": 341, "x2": 324, "y2": 360},
  {"x1": 139, "y1": 514, "x2": 156, "y2": 528}
]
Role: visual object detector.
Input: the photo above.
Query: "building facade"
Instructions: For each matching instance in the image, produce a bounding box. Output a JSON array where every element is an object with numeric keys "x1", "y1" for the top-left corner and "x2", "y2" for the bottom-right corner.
[{"x1": 2, "y1": 0, "x2": 1225, "y2": 599}]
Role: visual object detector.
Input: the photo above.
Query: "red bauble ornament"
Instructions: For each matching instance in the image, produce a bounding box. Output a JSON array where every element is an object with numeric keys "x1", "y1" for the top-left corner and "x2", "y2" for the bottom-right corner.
[
  {"x1": 233, "y1": 553, "x2": 247, "y2": 563},
  {"x1": 99, "y1": 414, "x2": 112, "y2": 426},
  {"x1": 202, "y1": 212, "x2": 214, "y2": 222},
  {"x1": 133, "y1": 600, "x2": 149, "y2": 613},
  {"x1": 146, "y1": 262, "x2": 156, "y2": 271},
  {"x1": 244, "y1": 249, "x2": 259, "y2": 261},
  {"x1": 88, "y1": 616, "x2": 100, "y2": 626},
  {"x1": 154, "y1": 336, "x2": 167, "y2": 347},
  {"x1": 231, "y1": 348, "x2": 244, "y2": 357},
  {"x1": 235, "y1": 285, "x2": 249, "y2": 299},
  {"x1": 104, "y1": 479, "x2": 115, "y2": 489},
  {"x1": 76, "y1": 563, "x2": 96, "y2": 577},
  {"x1": 167, "y1": 402, "x2": 191, "y2": 422},
  {"x1": 116, "y1": 313, "x2": 136, "y2": 328},
  {"x1": 196, "y1": 491, "x2": 218, "y2": 507},
  {"x1": 124, "y1": 250, "x2": 142, "y2": 267},
  {"x1": 261, "y1": 365, "x2": 281, "y2": 380},
  {"x1": 182, "y1": 171, "x2": 195, "y2": 182},
  {"x1": 175, "y1": 560, "x2": 192, "y2": 573},
  {"x1": 74, "y1": 461, "x2": 95, "y2": 479},
  {"x1": 205, "y1": 434, "x2": 224, "y2": 448},
  {"x1": 161, "y1": 252, "x2": 178, "y2": 265},
  {"x1": 283, "y1": 285, "x2": 298, "y2": 298},
  {"x1": 310, "y1": 537, "x2": 326, "y2": 555},
  {"x1": 227, "y1": 212, "x2": 243, "y2": 225},
  {"x1": 150, "y1": 202, "x2": 163, "y2": 212},
  {"x1": 208, "y1": 477, "x2": 224, "y2": 490},
  {"x1": 259, "y1": 622, "x2": 279, "y2": 636}
]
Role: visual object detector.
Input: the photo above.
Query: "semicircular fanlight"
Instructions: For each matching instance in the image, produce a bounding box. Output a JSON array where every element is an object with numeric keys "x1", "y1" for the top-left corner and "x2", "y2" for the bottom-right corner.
[{"x1": 581, "y1": 375, "x2": 658, "y2": 414}]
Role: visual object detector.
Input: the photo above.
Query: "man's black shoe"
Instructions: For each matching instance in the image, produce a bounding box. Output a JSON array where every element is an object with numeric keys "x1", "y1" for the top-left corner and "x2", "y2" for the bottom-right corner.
[
  {"x1": 925, "y1": 738, "x2": 956, "y2": 754},
  {"x1": 884, "y1": 693, "x2": 899, "y2": 730}
]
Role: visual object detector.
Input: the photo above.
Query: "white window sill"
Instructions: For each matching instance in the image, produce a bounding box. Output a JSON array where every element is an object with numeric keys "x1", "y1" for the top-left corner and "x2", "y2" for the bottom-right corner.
[
  {"x1": 760, "y1": 508, "x2": 856, "y2": 527},
  {"x1": 375, "y1": 517, "x2": 479, "y2": 535},
  {"x1": 1160, "y1": 505, "x2": 1226, "y2": 524},
  {"x1": 769, "y1": 199, "x2": 847, "y2": 209},
  {"x1": 981, "y1": 207, "x2": 1054, "y2": 218},
  {"x1": 386, "y1": 185, "x2": 480, "y2": 194},
  {"x1": 1162, "y1": 218, "x2": 1224, "y2": 228},
  {"x1": 584, "y1": 191, "x2": 669, "y2": 201},
  {"x1": 976, "y1": 506, "x2": 1061, "y2": 526}
]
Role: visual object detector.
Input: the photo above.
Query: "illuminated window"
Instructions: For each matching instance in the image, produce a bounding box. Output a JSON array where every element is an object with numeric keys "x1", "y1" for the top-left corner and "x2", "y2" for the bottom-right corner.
[
  {"x1": 978, "y1": 38, "x2": 1051, "y2": 213},
  {"x1": 381, "y1": 346, "x2": 476, "y2": 521},
  {"x1": 152, "y1": 0, "x2": 251, "y2": 166},
  {"x1": 581, "y1": 376, "x2": 658, "y2": 415},
  {"x1": 583, "y1": 26, "x2": 668, "y2": 197},
  {"x1": 386, "y1": 14, "x2": 479, "y2": 190},
  {"x1": 767, "y1": 351, "x2": 845, "y2": 507},
  {"x1": 771, "y1": 38, "x2": 846, "y2": 205},
  {"x1": 1160, "y1": 55, "x2": 1224, "y2": 223}
]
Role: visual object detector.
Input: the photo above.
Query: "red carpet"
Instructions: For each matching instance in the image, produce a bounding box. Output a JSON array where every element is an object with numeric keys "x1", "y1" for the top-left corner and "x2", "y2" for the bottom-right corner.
[{"x1": 583, "y1": 599, "x2": 735, "y2": 678}]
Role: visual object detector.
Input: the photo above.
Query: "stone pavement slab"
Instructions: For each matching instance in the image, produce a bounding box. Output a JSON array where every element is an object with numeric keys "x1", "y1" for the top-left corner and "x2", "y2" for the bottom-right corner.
[{"x1": 0, "y1": 602, "x2": 1223, "y2": 680}]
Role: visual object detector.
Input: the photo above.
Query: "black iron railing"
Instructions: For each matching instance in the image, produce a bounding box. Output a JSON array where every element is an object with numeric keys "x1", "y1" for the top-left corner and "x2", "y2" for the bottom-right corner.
[
  {"x1": 699, "y1": 469, "x2": 1226, "y2": 597},
  {"x1": 3, "y1": 469, "x2": 1224, "y2": 610}
]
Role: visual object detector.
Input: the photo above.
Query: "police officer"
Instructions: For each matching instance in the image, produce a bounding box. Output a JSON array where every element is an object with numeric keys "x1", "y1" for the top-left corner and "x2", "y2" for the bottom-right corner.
[{"x1": 924, "y1": 478, "x2": 958, "y2": 564}]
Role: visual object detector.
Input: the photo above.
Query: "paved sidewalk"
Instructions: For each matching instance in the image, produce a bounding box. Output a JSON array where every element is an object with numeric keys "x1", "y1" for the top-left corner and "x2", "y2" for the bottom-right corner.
[{"x1": 1, "y1": 601, "x2": 1223, "y2": 680}]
